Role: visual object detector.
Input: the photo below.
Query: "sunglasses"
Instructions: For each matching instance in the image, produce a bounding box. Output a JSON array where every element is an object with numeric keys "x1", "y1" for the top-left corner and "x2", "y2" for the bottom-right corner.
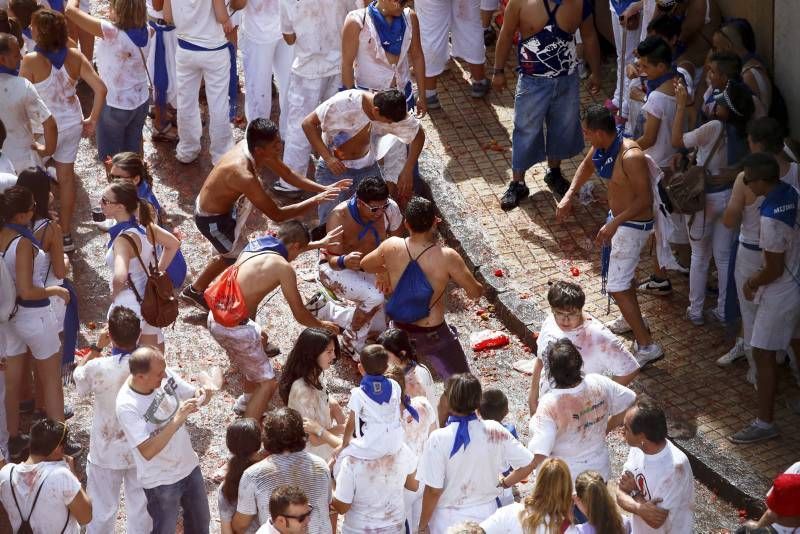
[
  {"x1": 359, "y1": 199, "x2": 390, "y2": 213},
  {"x1": 100, "y1": 196, "x2": 118, "y2": 205},
  {"x1": 280, "y1": 506, "x2": 313, "y2": 523}
]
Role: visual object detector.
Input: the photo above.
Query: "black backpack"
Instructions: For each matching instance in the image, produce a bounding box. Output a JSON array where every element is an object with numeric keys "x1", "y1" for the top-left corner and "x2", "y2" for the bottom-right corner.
[{"x1": 9, "y1": 465, "x2": 70, "y2": 534}]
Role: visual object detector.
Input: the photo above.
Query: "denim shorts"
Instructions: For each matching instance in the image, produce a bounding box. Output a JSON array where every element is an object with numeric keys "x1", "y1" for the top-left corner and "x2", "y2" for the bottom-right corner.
[
  {"x1": 315, "y1": 159, "x2": 382, "y2": 225},
  {"x1": 95, "y1": 100, "x2": 149, "y2": 162},
  {"x1": 511, "y1": 72, "x2": 584, "y2": 172}
]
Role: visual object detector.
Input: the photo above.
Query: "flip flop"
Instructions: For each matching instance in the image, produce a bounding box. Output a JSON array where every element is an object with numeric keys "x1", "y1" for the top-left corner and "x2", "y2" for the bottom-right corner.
[{"x1": 152, "y1": 125, "x2": 179, "y2": 143}]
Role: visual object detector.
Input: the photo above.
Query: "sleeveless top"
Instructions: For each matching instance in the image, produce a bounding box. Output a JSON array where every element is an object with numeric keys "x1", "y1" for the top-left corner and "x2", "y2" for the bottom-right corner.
[
  {"x1": 739, "y1": 194, "x2": 763, "y2": 246},
  {"x1": 385, "y1": 239, "x2": 443, "y2": 324},
  {"x1": 105, "y1": 227, "x2": 156, "y2": 298},
  {"x1": 517, "y1": 0, "x2": 577, "y2": 78},
  {"x1": 33, "y1": 218, "x2": 63, "y2": 287},
  {"x1": 350, "y1": 7, "x2": 413, "y2": 91},
  {"x1": 2, "y1": 234, "x2": 49, "y2": 289},
  {"x1": 34, "y1": 61, "x2": 83, "y2": 130}
]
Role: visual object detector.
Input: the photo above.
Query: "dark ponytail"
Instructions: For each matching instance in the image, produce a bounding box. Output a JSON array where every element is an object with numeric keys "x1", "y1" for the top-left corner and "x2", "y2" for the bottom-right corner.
[
  {"x1": 0, "y1": 185, "x2": 34, "y2": 226},
  {"x1": 221, "y1": 419, "x2": 262, "y2": 503},
  {"x1": 107, "y1": 180, "x2": 154, "y2": 228}
]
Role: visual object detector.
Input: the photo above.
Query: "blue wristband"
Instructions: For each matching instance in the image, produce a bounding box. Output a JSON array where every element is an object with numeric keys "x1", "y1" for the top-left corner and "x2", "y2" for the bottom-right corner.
[{"x1": 337, "y1": 255, "x2": 346, "y2": 269}]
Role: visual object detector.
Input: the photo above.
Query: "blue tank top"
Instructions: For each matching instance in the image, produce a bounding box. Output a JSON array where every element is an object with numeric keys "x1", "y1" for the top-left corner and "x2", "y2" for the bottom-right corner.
[
  {"x1": 517, "y1": 0, "x2": 580, "y2": 78},
  {"x1": 385, "y1": 239, "x2": 441, "y2": 323}
]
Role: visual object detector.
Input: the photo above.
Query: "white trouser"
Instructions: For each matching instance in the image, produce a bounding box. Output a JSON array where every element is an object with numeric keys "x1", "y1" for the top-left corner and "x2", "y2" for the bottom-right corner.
[
  {"x1": 414, "y1": 0, "x2": 485, "y2": 77},
  {"x1": 318, "y1": 263, "x2": 386, "y2": 352},
  {"x1": 175, "y1": 46, "x2": 234, "y2": 165},
  {"x1": 669, "y1": 213, "x2": 689, "y2": 245},
  {"x1": 686, "y1": 189, "x2": 734, "y2": 319},
  {"x1": 240, "y1": 35, "x2": 293, "y2": 136},
  {"x1": 86, "y1": 461, "x2": 151, "y2": 534},
  {"x1": 610, "y1": 12, "x2": 639, "y2": 119},
  {"x1": 429, "y1": 500, "x2": 497, "y2": 534},
  {"x1": 282, "y1": 73, "x2": 341, "y2": 177},
  {"x1": 735, "y1": 245, "x2": 763, "y2": 345},
  {"x1": 146, "y1": 28, "x2": 178, "y2": 108}
]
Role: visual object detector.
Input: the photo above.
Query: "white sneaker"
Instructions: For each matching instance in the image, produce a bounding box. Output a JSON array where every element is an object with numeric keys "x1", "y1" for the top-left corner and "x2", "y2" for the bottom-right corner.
[
  {"x1": 716, "y1": 338, "x2": 746, "y2": 366},
  {"x1": 634, "y1": 343, "x2": 664, "y2": 367},
  {"x1": 607, "y1": 316, "x2": 632, "y2": 334}
]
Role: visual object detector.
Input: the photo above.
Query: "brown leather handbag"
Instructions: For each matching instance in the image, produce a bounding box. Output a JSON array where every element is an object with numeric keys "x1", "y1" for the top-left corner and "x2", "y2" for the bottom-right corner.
[{"x1": 120, "y1": 227, "x2": 179, "y2": 328}]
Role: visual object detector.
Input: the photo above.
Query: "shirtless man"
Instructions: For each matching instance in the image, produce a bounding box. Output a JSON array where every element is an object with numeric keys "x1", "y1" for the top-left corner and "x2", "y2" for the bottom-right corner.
[
  {"x1": 361, "y1": 196, "x2": 483, "y2": 379},
  {"x1": 557, "y1": 104, "x2": 664, "y2": 366},
  {"x1": 207, "y1": 221, "x2": 340, "y2": 419},
  {"x1": 307, "y1": 176, "x2": 404, "y2": 357},
  {"x1": 302, "y1": 88, "x2": 424, "y2": 223},
  {"x1": 181, "y1": 118, "x2": 350, "y2": 310}
]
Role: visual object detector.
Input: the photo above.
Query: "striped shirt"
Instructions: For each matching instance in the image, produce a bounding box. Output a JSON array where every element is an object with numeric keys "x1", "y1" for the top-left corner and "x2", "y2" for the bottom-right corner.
[{"x1": 236, "y1": 451, "x2": 332, "y2": 533}]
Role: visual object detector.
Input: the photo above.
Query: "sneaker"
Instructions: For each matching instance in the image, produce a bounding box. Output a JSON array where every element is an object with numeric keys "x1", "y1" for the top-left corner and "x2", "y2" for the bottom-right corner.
[
  {"x1": 271, "y1": 180, "x2": 302, "y2": 197},
  {"x1": 62, "y1": 437, "x2": 82, "y2": 456},
  {"x1": 305, "y1": 290, "x2": 329, "y2": 316},
  {"x1": 500, "y1": 181, "x2": 530, "y2": 212},
  {"x1": 180, "y1": 285, "x2": 209, "y2": 312},
  {"x1": 704, "y1": 308, "x2": 725, "y2": 325},
  {"x1": 62, "y1": 234, "x2": 75, "y2": 253},
  {"x1": 543, "y1": 168, "x2": 570, "y2": 197},
  {"x1": 483, "y1": 26, "x2": 497, "y2": 47},
  {"x1": 685, "y1": 307, "x2": 704, "y2": 326},
  {"x1": 8, "y1": 434, "x2": 30, "y2": 461},
  {"x1": 634, "y1": 342, "x2": 664, "y2": 367},
  {"x1": 33, "y1": 404, "x2": 74, "y2": 422},
  {"x1": 426, "y1": 93, "x2": 441, "y2": 110},
  {"x1": 728, "y1": 421, "x2": 780, "y2": 444},
  {"x1": 716, "y1": 338, "x2": 746, "y2": 366},
  {"x1": 470, "y1": 79, "x2": 491, "y2": 98},
  {"x1": 637, "y1": 275, "x2": 672, "y2": 296},
  {"x1": 607, "y1": 315, "x2": 632, "y2": 334}
]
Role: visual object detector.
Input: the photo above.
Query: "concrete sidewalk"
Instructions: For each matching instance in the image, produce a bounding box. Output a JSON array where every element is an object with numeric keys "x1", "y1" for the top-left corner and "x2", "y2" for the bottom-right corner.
[{"x1": 419, "y1": 57, "x2": 799, "y2": 512}]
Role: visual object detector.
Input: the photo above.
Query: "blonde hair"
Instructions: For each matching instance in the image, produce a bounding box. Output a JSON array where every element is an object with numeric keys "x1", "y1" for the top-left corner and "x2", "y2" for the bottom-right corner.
[
  {"x1": 111, "y1": 0, "x2": 146, "y2": 30},
  {"x1": 574, "y1": 471, "x2": 626, "y2": 534},
  {"x1": 520, "y1": 458, "x2": 573, "y2": 534}
]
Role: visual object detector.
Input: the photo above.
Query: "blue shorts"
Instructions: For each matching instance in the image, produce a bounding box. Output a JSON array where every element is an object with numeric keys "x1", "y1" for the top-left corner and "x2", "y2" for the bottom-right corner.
[
  {"x1": 511, "y1": 72, "x2": 584, "y2": 172},
  {"x1": 194, "y1": 210, "x2": 239, "y2": 264}
]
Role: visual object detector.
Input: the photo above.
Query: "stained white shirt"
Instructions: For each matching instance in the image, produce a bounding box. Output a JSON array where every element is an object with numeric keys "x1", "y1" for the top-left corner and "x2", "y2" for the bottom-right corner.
[
  {"x1": 95, "y1": 21, "x2": 151, "y2": 110},
  {"x1": 0, "y1": 73, "x2": 51, "y2": 171}
]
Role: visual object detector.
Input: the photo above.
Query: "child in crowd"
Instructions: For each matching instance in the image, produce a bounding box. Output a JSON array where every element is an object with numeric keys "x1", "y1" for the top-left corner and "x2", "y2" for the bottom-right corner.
[
  {"x1": 378, "y1": 328, "x2": 437, "y2": 409},
  {"x1": 522, "y1": 280, "x2": 640, "y2": 415},
  {"x1": 479, "y1": 388, "x2": 520, "y2": 507}
]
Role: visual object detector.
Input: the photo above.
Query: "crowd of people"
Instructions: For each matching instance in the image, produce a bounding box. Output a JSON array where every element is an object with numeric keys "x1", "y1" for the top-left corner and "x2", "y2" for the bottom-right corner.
[{"x1": 0, "y1": 0, "x2": 799, "y2": 531}]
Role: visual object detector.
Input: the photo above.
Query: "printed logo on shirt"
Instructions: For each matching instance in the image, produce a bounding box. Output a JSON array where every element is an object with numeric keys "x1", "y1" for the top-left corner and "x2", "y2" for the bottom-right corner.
[
  {"x1": 572, "y1": 399, "x2": 607, "y2": 431},
  {"x1": 635, "y1": 473, "x2": 652, "y2": 500},
  {"x1": 143, "y1": 376, "x2": 180, "y2": 426}
]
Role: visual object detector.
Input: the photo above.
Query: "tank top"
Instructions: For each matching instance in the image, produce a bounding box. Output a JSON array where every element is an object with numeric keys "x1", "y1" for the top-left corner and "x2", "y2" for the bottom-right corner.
[
  {"x1": 105, "y1": 228, "x2": 156, "y2": 298},
  {"x1": 33, "y1": 219, "x2": 63, "y2": 287},
  {"x1": 517, "y1": 0, "x2": 577, "y2": 78},
  {"x1": 780, "y1": 162, "x2": 799, "y2": 190},
  {"x1": 739, "y1": 195, "x2": 763, "y2": 246},
  {"x1": 2, "y1": 234, "x2": 49, "y2": 289},
  {"x1": 34, "y1": 61, "x2": 83, "y2": 130},
  {"x1": 385, "y1": 239, "x2": 441, "y2": 324},
  {"x1": 351, "y1": 7, "x2": 413, "y2": 91}
]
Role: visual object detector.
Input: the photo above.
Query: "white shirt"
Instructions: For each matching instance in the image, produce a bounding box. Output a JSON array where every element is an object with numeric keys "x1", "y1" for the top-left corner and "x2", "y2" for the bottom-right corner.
[
  {"x1": 536, "y1": 313, "x2": 639, "y2": 397},
  {"x1": 758, "y1": 183, "x2": 800, "y2": 291},
  {"x1": 171, "y1": 0, "x2": 227, "y2": 49},
  {"x1": 287, "y1": 377, "x2": 335, "y2": 461},
  {"x1": 623, "y1": 440, "x2": 694, "y2": 533},
  {"x1": 95, "y1": 21, "x2": 151, "y2": 110},
  {"x1": 401, "y1": 396, "x2": 436, "y2": 460},
  {"x1": 115, "y1": 369, "x2": 199, "y2": 489},
  {"x1": 279, "y1": 0, "x2": 357, "y2": 78},
  {"x1": 240, "y1": 0, "x2": 281, "y2": 44},
  {"x1": 256, "y1": 521, "x2": 280, "y2": 534},
  {"x1": 0, "y1": 153, "x2": 16, "y2": 175},
  {"x1": 349, "y1": 7, "x2": 413, "y2": 91},
  {"x1": 73, "y1": 350, "x2": 136, "y2": 469},
  {"x1": 417, "y1": 418, "x2": 534, "y2": 509},
  {"x1": 481, "y1": 503, "x2": 558, "y2": 534},
  {"x1": 334, "y1": 444, "x2": 417, "y2": 533},
  {"x1": 770, "y1": 462, "x2": 800, "y2": 534},
  {"x1": 405, "y1": 362, "x2": 437, "y2": 410},
  {"x1": 642, "y1": 90, "x2": 678, "y2": 168},
  {"x1": 682, "y1": 120, "x2": 727, "y2": 175},
  {"x1": 344, "y1": 379, "x2": 404, "y2": 459},
  {"x1": 0, "y1": 461, "x2": 81, "y2": 534},
  {"x1": 528, "y1": 374, "x2": 636, "y2": 482},
  {"x1": 0, "y1": 73, "x2": 51, "y2": 171}
]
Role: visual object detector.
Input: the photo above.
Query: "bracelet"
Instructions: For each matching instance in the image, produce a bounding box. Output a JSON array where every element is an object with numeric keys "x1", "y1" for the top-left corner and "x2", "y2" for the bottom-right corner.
[
  {"x1": 337, "y1": 255, "x2": 346, "y2": 269},
  {"x1": 315, "y1": 427, "x2": 324, "y2": 437}
]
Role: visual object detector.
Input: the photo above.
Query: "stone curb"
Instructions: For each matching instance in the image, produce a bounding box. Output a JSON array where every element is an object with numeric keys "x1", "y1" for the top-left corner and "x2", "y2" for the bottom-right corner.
[{"x1": 419, "y1": 148, "x2": 768, "y2": 516}]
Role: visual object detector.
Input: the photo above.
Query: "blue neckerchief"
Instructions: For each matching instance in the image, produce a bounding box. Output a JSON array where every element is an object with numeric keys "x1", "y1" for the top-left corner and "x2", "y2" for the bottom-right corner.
[
  {"x1": 368, "y1": 2, "x2": 406, "y2": 56},
  {"x1": 35, "y1": 46, "x2": 67, "y2": 70},
  {"x1": 760, "y1": 181, "x2": 798, "y2": 228},
  {"x1": 47, "y1": 0, "x2": 64, "y2": 11},
  {"x1": 360, "y1": 374, "x2": 392, "y2": 404},
  {"x1": 402, "y1": 395, "x2": 419, "y2": 422},
  {"x1": 446, "y1": 413, "x2": 477, "y2": 457},
  {"x1": 610, "y1": 0, "x2": 635, "y2": 16},
  {"x1": 645, "y1": 69, "x2": 675, "y2": 95},
  {"x1": 347, "y1": 196, "x2": 381, "y2": 246},
  {"x1": 112, "y1": 346, "x2": 134, "y2": 363},
  {"x1": 4, "y1": 223, "x2": 43, "y2": 249},
  {"x1": 243, "y1": 235, "x2": 289, "y2": 259},
  {"x1": 137, "y1": 180, "x2": 163, "y2": 215},
  {"x1": 592, "y1": 129, "x2": 624, "y2": 180},
  {"x1": 22, "y1": 28, "x2": 32, "y2": 40},
  {"x1": 502, "y1": 422, "x2": 519, "y2": 440},
  {"x1": 148, "y1": 20, "x2": 175, "y2": 108},
  {"x1": 0, "y1": 66, "x2": 19, "y2": 76},
  {"x1": 107, "y1": 217, "x2": 143, "y2": 248},
  {"x1": 124, "y1": 26, "x2": 149, "y2": 48}
]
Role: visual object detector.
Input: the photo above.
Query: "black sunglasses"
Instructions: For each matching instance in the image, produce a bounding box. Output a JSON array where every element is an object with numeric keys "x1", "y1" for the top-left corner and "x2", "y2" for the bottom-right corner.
[{"x1": 280, "y1": 506, "x2": 313, "y2": 523}]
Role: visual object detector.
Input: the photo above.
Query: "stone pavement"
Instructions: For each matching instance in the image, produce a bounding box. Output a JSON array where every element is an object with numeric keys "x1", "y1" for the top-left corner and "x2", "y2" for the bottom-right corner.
[{"x1": 418, "y1": 57, "x2": 799, "y2": 511}]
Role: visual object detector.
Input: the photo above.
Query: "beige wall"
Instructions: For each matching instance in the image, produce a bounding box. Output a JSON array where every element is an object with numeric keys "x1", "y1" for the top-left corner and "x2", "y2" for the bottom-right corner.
[{"x1": 773, "y1": 0, "x2": 800, "y2": 136}]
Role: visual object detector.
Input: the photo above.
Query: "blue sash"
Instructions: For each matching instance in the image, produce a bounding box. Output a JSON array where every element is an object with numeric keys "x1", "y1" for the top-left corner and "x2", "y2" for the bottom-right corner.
[
  {"x1": 34, "y1": 46, "x2": 67, "y2": 70},
  {"x1": 148, "y1": 20, "x2": 176, "y2": 109},
  {"x1": 360, "y1": 374, "x2": 392, "y2": 404},
  {"x1": 177, "y1": 39, "x2": 238, "y2": 120},
  {"x1": 610, "y1": 0, "x2": 636, "y2": 16},
  {"x1": 446, "y1": 413, "x2": 478, "y2": 457},
  {"x1": 402, "y1": 395, "x2": 419, "y2": 421},
  {"x1": 61, "y1": 278, "x2": 79, "y2": 374}
]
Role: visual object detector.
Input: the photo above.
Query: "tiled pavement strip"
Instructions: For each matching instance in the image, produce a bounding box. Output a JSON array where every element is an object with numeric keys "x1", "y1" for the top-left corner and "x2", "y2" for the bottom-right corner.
[{"x1": 418, "y1": 55, "x2": 799, "y2": 508}]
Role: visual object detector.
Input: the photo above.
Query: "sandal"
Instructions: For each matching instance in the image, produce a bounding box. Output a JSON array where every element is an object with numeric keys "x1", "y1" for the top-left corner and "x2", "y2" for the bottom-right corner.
[{"x1": 152, "y1": 125, "x2": 179, "y2": 143}]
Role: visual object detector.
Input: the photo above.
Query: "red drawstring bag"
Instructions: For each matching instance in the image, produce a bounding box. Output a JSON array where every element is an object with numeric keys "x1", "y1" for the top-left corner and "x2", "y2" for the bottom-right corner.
[{"x1": 204, "y1": 264, "x2": 248, "y2": 327}]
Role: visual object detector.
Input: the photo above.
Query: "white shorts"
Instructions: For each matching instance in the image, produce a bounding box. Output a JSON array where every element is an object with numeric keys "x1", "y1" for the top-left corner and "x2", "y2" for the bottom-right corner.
[
  {"x1": 207, "y1": 315, "x2": 275, "y2": 383},
  {"x1": 52, "y1": 123, "x2": 83, "y2": 164},
  {"x1": 750, "y1": 281, "x2": 800, "y2": 352},
  {"x1": 415, "y1": 0, "x2": 486, "y2": 77},
  {"x1": 606, "y1": 223, "x2": 651, "y2": 293},
  {"x1": 7, "y1": 305, "x2": 62, "y2": 359},
  {"x1": 51, "y1": 296, "x2": 66, "y2": 333},
  {"x1": 109, "y1": 290, "x2": 164, "y2": 343},
  {"x1": 429, "y1": 500, "x2": 498, "y2": 534}
]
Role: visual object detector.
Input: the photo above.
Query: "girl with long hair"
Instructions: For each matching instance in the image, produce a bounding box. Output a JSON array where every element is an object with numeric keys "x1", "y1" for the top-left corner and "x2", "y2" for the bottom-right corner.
[
  {"x1": 377, "y1": 328, "x2": 436, "y2": 408},
  {"x1": 101, "y1": 180, "x2": 179, "y2": 350},
  {"x1": 20, "y1": 8, "x2": 106, "y2": 252},
  {"x1": 279, "y1": 327, "x2": 345, "y2": 461},
  {"x1": 568, "y1": 470, "x2": 627, "y2": 534},
  {"x1": 108, "y1": 151, "x2": 165, "y2": 226},
  {"x1": 218, "y1": 418, "x2": 263, "y2": 534}
]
